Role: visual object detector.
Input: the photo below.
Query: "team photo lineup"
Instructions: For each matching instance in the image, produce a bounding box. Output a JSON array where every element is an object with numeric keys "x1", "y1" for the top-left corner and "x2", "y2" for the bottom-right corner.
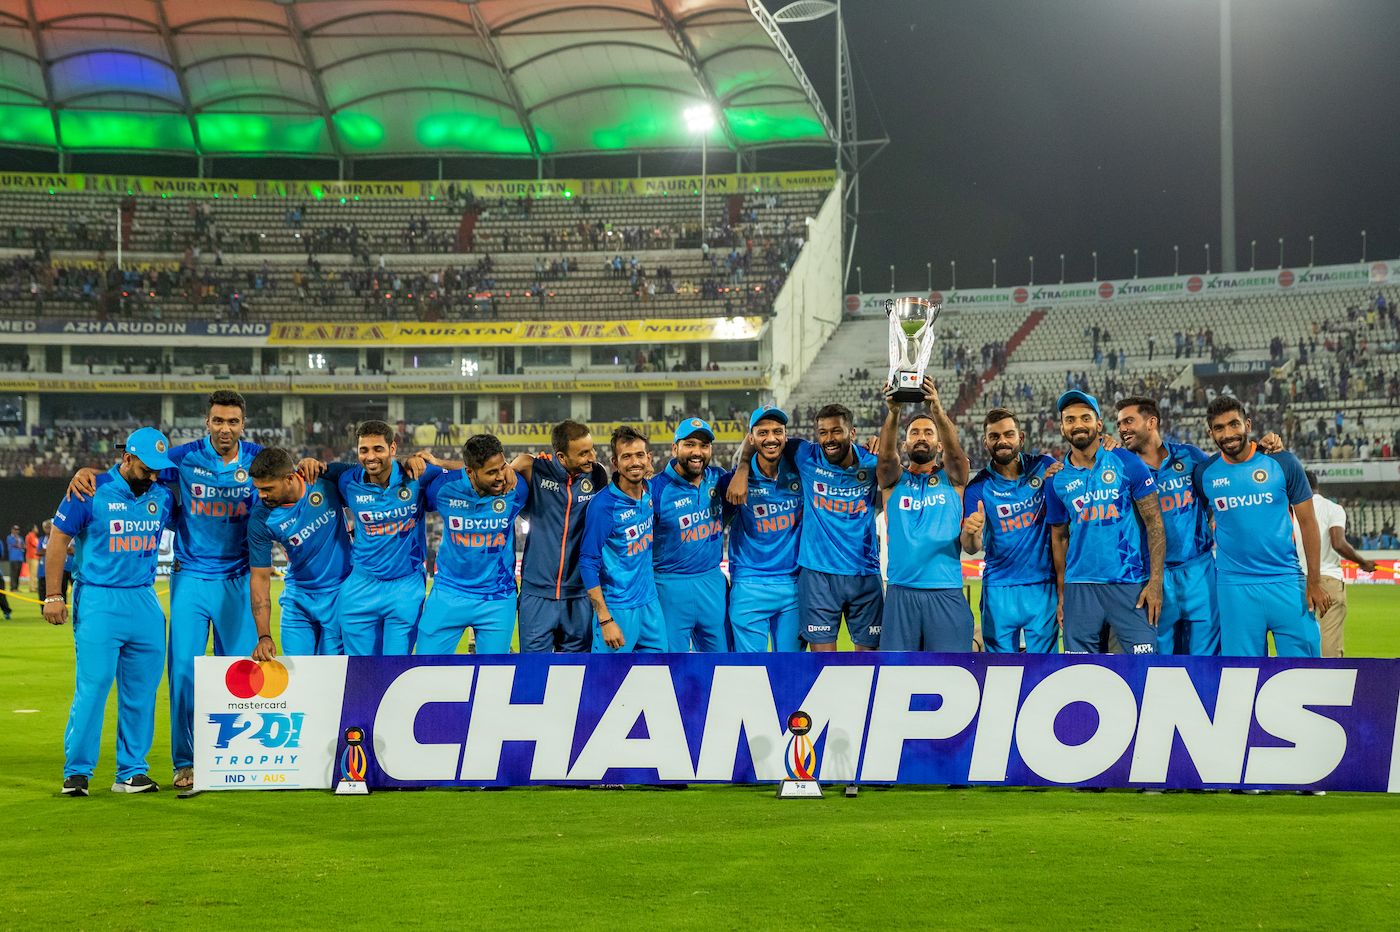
[{"x1": 45, "y1": 375, "x2": 1352, "y2": 796}]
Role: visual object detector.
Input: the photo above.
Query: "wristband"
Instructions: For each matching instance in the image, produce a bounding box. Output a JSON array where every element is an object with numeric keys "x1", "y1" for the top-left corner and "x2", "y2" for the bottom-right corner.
[
  {"x1": 258, "y1": 634, "x2": 273, "y2": 641},
  {"x1": 599, "y1": 617, "x2": 615, "y2": 627},
  {"x1": 44, "y1": 595, "x2": 64, "y2": 604}
]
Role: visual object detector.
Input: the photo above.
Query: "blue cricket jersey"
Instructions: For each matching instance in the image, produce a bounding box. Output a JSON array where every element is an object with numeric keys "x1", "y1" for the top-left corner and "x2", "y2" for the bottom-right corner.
[
  {"x1": 330, "y1": 461, "x2": 444, "y2": 581},
  {"x1": 1147, "y1": 441, "x2": 1213, "y2": 567},
  {"x1": 1045, "y1": 446, "x2": 1157, "y2": 584},
  {"x1": 787, "y1": 438, "x2": 881, "y2": 577},
  {"x1": 886, "y1": 468, "x2": 964, "y2": 589},
  {"x1": 577, "y1": 480, "x2": 657, "y2": 608},
  {"x1": 720, "y1": 455, "x2": 803, "y2": 580},
  {"x1": 248, "y1": 477, "x2": 352, "y2": 591},
  {"x1": 164, "y1": 437, "x2": 262, "y2": 578},
  {"x1": 427, "y1": 470, "x2": 529, "y2": 599},
  {"x1": 963, "y1": 454, "x2": 1055, "y2": 587},
  {"x1": 650, "y1": 462, "x2": 726, "y2": 575},
  {"x1": 1194, "y1": 446, "x2": 1310, "y2": 583},
  {"x1": 52, "y1": 466, "x2": 174, "y2": 588},
  {"x1": 519, "y1": 455, "x2": 609, "y2": 600}
]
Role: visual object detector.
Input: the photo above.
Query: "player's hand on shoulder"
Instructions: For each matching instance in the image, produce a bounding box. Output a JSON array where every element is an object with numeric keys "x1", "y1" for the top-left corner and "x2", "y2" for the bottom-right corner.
[
  {"x1": 1044, "y1": 460, "x2": 1064, "y2": 477},
  {"x1": 725, "y1": 471, "x2": 749, "y2": 505},
  {"x1": 1100, "y1": 433, "x2": 1120, "y2": 451},
  {"x1": 403, "y1": 453, "x2": 428, "y2": 479},
  {"x1": 1258, "y1": 432, "x2": 1284, "y2": 454},
  {"x1": 962, "y1": 501, "x2": 985, "y2": 535},
  {"x1": 68, "y1": 467, "x2": 99, "y2": 501},
  {"x1": 295, "y1": 457, "x2": 326, "y2": 482}
]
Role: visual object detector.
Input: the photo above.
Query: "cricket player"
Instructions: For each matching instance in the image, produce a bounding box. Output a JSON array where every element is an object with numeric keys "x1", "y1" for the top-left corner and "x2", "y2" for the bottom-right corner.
[
  {"x1": 961, "y1": 408, "x2": 1059, "y2": 653},
  {"x1": 312, "y1": 421, "x2": 442, "y2": 656},
  {"x1": 876, "y1": 377, "x2": 974, "y2": 651},
  {"x1": 1193, "y1": 397, "x2": 1329, "y2": 657},
  {"x1": 1115, "y1": 397, "x2": 1217, "y2": 655},
  {"x1": 578, "y1": 426, "x2": 665, "y2": 653},
  {"x1": 1046, "y1": 390, "x2": 1166, "y2": 654},
  {"x1": 417, "y1": 434, "x2": 529, "y2": 654},
  {"x1": 70, "y1": 389, "x2": 262, "y2": 790},
  {"x1": 651, "y1": 417, "x2": 729, "y2": 652},
  {"x1": 727, "y1": 403, "x2": 882, "y2": 651},
  {"x1": 721, "y1": 405, "x2": 804, "y2": 652},
  {"x1": 510, "y1": 421, "x2": 608, "y2": 653},
  {"x1": 247, "y1": 447, "x2": 353, "y2": 658},
  {"x1": 46, "y1": 427, "x2": 175, "y2": 796},
  {"x1": 1296, "y1": 470, "x2": 1376, "y2": 658}
]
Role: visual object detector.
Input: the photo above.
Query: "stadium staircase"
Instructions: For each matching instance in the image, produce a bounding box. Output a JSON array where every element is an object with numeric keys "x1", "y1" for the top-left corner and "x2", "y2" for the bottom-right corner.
[
  {"x1": 456, "y1": 208, "x2": 479, "y2": 253},
  {"x1": 950, "y1": 307, "x2": 1047, "y2": 417}
]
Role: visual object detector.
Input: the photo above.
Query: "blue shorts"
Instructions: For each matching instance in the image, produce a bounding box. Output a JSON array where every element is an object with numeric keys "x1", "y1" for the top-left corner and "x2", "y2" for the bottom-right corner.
[
  {"x1": 592, "y1": 600, "x2": 667, "y2": 654},
  {"x1": 1217, "y1": 577, "x2": 1321, "y2": 658},
  {"x1": 66, "y1": 584, "x2": 165, "y2": 781},
  {"x1": 797, "y1": 569, "x2": 883, "y2": 648},
  {"x1": 729, "y1": 576, "x2": 802, "y2": 652},
  {"x1": 168, "y1": 571, "x2": 254, "y2": 770},
  {"x1": 417, "y1": 584, "x2": 516, "y2": 655},
  {"x1": 655, "y1": 569, "x2": 729, "y2": 652},
  {"x1": 1062, "y1": 582, "x2": 1156, "y2": 654},
  {"x1": 1159, "y1": 553, "x2": 1219, "y2": 656},
  {"x1": 518, "y1": 592, "x2": 592, "y2": 653},
  {"x1": 980, "y1": 582, "x2": 1060, "y2": 653},
  {"x1": 279, "y1": 586, "x2": 343, "y2": 656},
  {"x1": 336, "y1": 569, "x2": 427, "y2": 656},
  {"x1": 881, "y1": 585, "x2": 974, "y2": 652}
]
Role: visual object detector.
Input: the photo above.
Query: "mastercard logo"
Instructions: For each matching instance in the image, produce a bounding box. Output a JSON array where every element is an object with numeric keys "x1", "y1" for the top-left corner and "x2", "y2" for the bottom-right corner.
[{"x1": 225, "y1": 658, "x2": 290, "y2": 699}]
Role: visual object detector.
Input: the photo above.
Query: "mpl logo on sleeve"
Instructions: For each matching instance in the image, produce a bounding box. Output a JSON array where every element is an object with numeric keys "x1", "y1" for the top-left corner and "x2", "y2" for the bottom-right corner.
[{"x1": 193, "y1": 655, "x2": 348, "y2": 791}]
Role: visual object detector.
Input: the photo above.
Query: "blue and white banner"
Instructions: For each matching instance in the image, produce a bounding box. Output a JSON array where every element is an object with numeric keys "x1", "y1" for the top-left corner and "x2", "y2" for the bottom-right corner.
[{"x1": 195, "y1": 653, "x2": 1400, "y2": 793}]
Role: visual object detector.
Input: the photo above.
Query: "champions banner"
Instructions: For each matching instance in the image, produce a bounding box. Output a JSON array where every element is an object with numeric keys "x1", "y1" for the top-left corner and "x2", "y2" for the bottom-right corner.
[{"x1": 194, "y1": 653, "x2": 1400, "y2": 793}]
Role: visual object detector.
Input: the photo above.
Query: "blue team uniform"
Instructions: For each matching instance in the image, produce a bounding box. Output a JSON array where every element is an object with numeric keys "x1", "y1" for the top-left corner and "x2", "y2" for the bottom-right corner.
[
  {"x1": 418, "y1": 472, "x2": 529, "y2": 655},
  {"x1": 330, "y1": 461, "x2": 443, "y2": 656},
  {"x1": 963, "y1": 454, "x2": 1060, "y2": 653},
  {"x1": 788, "y1": 439, "x2": 883, "y2": 648},
  {"x1": 54, "y1": 468, "x2": 173, "y2": 783},
  {"x1": 517, "y1": 455, "x2": 608, "y2": 653},
  {"x1": 1194, "y1": 446, "x2": 1320, "y2": 657},
  {"x1": 1149, "y1": 442, "x2": 1218, "y2": 655},
  {"x1": 248, "y1": 477, "x2": 352, "y2": 656},
  {"x1": 650, "y1": 462, "x2": 729, "y2": 652},
  {"x1": 882, "y1": 468, "x2": 974, "y2": 651},
  {"x1": 577, "y1": 481, "x2": 665, "y2": 653},
  {"x1": 1045, "y1": 446, "x2": 1159, "y2": 654},
  {"x1": 720, "y1": 457, "x2": 804, "y2": 652},
  {"x1": 163, "y1": 437, "x2": 261, "y2": 772}
]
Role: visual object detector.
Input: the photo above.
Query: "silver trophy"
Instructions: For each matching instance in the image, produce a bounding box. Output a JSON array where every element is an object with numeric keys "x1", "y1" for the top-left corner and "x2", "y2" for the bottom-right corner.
[{"x1": 886, "y1": 297, "x2": 941, "y2": 403}]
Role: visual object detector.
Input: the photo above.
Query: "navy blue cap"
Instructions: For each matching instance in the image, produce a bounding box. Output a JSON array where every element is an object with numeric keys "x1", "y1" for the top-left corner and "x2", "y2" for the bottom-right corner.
[
  {"x1": 1056, "y1": 390, "x2": 1101, "y2": 419},
  {"x1": 673, "y1": 417, "x2": 715, "y2": 444},
  {"x1": 748, "y1": 404, "x2": 789, "y2": 429}
]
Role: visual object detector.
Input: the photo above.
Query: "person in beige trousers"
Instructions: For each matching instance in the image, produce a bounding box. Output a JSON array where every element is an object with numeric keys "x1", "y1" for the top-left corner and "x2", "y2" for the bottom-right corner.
[{"x1": 1297, "y1": 471, "x2": 1376, "y2": 658}]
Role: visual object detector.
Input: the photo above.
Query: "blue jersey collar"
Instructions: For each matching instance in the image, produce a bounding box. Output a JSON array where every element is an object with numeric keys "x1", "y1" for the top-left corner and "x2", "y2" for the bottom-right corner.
[{"x1": 202, "y1": 435, "x2": 244, "y2": 468}]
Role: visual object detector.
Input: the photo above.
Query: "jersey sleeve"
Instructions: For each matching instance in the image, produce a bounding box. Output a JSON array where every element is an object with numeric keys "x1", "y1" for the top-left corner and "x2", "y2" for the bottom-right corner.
[
  {"x1": 1191, "y1": 460, "x2": 1215, "y2": 516},
  {"x1": 1116, "y1": 448, "x2": 1157, "y2": 500},
  {"x1": 247, "y1": 504, "x2": 274, "y2": 569},
  {"x1": 1273, "y1": 452, "x2": 1311, "y2": 506},
  {"x1": 717, "y1": 469, "x2": 736, "y2": 523},
  {"x1": 52, "y1": 492, "x2": 94, "y2": 536},
  {"x1": 424, "y1": 471, "x2": 450, "y2": 509},
  {"x1": 509, "y1": 477, "x2": 530, "y2": 518},
  {"x1": 577, "y1": 494, "x2": 613, "y2": 592},
  {"x1": 962, "y1": 477, "x2": 985, "y2": 518},
  {"x1": 1045, "y1": 480, "x2": 1068, "y2": 525}
]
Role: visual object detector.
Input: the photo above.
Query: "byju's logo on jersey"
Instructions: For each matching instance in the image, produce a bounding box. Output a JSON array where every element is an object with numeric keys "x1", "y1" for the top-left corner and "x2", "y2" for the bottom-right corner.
[
  {"x1": 1071, "y1": 495, "x2": 1088, "y2": 513},
  {"x1": 191, "y1": 483, "x2": 207, "y2": 498},
  {"x1": 287, "y1": 532, "x2": 303, "y2": 547},
  {"x1": 996, "y1": 503, "x2": 1014, "y2": 518},
  {"x1": 899, "y1": 496, "x2": 914, "y2": 510},
  {"x1": 109, "y1": 519, "x2": 124, "y2": 535},
  {"x1": 448, "y1": 516, "x2": 465, "y2": 531},
  {"x1": 753, "y1": 504, "x2": 770, "y2": 518},
  {"x1": 813, "y1": 481, "x2": 828, "y2": 494},
  {"x1": 1214, "y1": 497, "x2": 1229, "y2": 511},
  {"x1": 679, "y1": 514, "x2": 693, "y2": 528},
  {"x1": 625, "y1": 525, "x2": 641, "y2": 541}
]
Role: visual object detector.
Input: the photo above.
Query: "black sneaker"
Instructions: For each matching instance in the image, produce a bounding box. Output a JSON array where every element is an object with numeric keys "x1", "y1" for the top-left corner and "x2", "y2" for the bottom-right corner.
[
  {"x1": 112, "y1": 774, "x2": 159, "y2": 794},
  {"x1": 62, "y1": 775, "x2": 89, "y2": 797}
]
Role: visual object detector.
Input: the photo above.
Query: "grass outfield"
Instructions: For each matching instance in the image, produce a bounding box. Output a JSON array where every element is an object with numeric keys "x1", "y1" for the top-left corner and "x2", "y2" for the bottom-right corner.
[{"x1": 3, "y1": 582, "x2": 1399, "y2": 929}]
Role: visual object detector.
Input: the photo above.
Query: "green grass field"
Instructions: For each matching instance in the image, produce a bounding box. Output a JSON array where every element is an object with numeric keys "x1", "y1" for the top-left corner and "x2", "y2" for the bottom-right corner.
[{"x1": 5, "y1": 582, "x2": 1400, "y2": 929}]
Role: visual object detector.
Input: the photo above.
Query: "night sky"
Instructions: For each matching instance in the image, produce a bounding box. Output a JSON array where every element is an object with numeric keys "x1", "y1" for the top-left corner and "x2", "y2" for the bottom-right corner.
[{"x1": 772, "y1": 0, "x2": 1400, "y2": 292}]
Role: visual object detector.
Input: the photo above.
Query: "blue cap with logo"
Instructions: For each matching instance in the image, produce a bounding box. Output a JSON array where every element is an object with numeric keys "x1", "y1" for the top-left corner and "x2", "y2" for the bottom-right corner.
[
  {"x1": 673, "y1": 417, "x2": 715, "y2": 444},
  {"x1": 1056, "y1": 390, "x2": 1101, "y2": 419},
  {"x1": 124, "y1": 426, "x2": 175, "y2": 470},
  {"x1": 748, "y1": 404, "x2": 789, "y2": 429}
]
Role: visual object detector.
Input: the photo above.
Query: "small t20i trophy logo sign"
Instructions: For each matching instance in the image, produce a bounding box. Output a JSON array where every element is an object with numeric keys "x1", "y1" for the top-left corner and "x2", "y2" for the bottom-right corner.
[
  {"x1": 335, "y1": 726, "x2": 370, "y2": 796},
  {"x1": 778, "y1": 710, "x2": 823, "y2": 798}
]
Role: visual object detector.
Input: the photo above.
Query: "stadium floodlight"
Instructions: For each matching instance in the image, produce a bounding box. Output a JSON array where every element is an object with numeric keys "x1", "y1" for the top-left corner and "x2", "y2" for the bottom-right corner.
[
  {"x1": 1028, "y1": 255, "x2": 1034, "y2": 285},
  {"x1": 991, "y1": 257, "x2": 997, "y2": 288},
  {"x1": 949, "y1": 259, "x2": 956, "y2": 290},
  {"x1": 926, "y1": 262, "x2": 932, "y2": 291},
  {"x1": 1059, "y1": 253, "x2": 1065, "y2": 284},
  {"x1": 1205, "y1": 243, "x2": 1212, "y2": 275},
  {"x1": 1309, "y1": 234, "x2": 1316, "y2": 267},
  {"x1": 773, "y1": 0, "x2": 839, "y2": 22},
  {"x1": 1361, "y1": 230, "x2": 1367, "y2": 263},
  {"x1": 684, "y1": 105, "x2": 716, "y2": 235},
  {"x1": 1132, "y1": 248, "x2": 1139, "y2": 280},
  {"x1": 889, "y1": 264, "x2": 895, "y2": 291},
  {"x1": 1278, "y1": 237, "x2": 1284, "y2": 269},
  {"x1": 1250, "y1": 239, "x2": 1257, "y2": 270},
  {"x1": 855, "y1": 265, "x2": 863, "y2": 292},
  {"x1": 1173, "y1": 244, "x2": 1180, "y2": 276},
  {"x1": 1091, "y1": 250, "x2": 1098, "y2": 281}
]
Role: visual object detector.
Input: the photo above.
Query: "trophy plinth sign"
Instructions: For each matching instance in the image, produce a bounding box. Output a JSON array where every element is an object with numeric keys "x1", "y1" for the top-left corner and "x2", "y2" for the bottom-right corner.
[
  {"x1": 335, "y1": 726, "x2": 370, "y2": 796},
  {"x1": 887, "y1": 296, "x2": 941, "y2": 403},
  {"x1": 777, "y1": 710, "x2": 823, "y2": 799}
]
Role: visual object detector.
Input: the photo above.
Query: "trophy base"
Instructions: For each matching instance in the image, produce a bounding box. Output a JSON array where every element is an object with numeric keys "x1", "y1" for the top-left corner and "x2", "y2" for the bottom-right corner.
[
  {"x1": 890, "y1": 369, "x2": 924, "y2": 403},
  {"x1": 777, "y1": 779, "x2": 823, "y2": 799},
  {"x1": 335, "y1": 780, "x2": 370, "y2": 796}
]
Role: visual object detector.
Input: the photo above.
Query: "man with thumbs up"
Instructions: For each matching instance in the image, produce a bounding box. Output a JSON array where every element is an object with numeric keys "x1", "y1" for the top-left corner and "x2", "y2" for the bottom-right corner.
[{"x1": 961, "y1": 408, "x2": 1060, "y2": 652}]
